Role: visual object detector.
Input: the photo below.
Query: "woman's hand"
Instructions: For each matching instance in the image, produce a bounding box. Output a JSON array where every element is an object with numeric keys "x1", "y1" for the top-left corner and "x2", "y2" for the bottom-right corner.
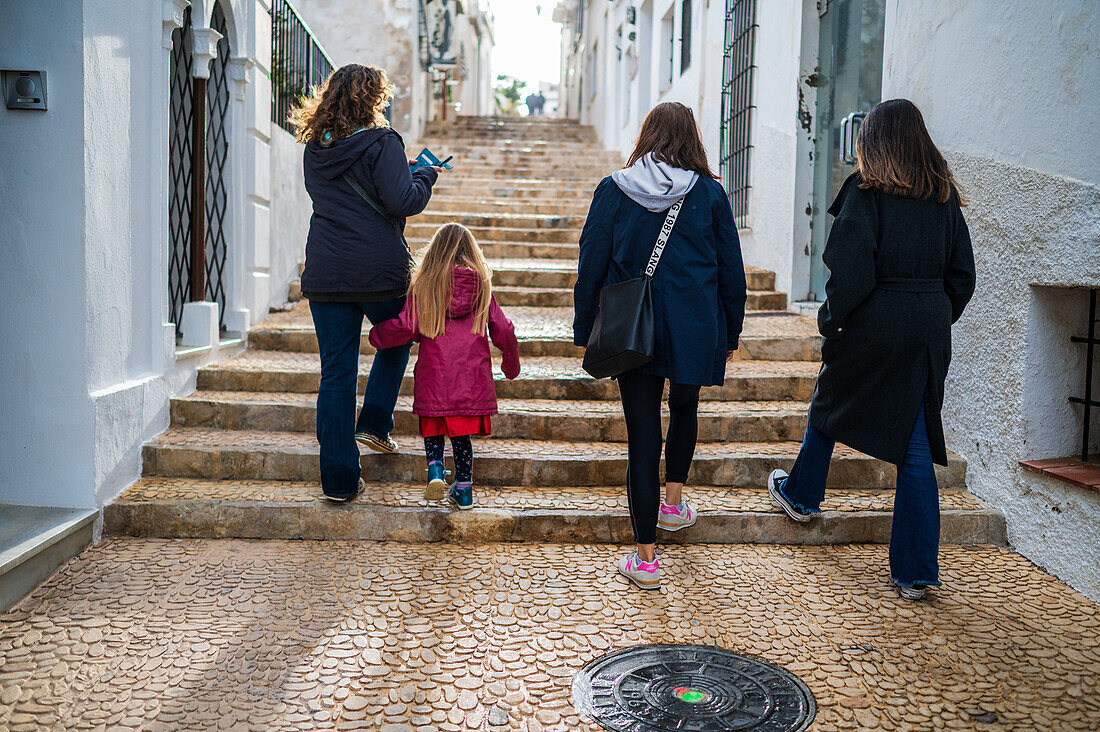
[{"x1": 726, "y1": 350, "x2": 737, "y2": 362}]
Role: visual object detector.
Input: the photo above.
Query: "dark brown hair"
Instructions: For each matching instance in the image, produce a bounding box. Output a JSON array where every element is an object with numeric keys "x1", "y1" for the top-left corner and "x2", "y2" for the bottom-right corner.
[
  {"x1": 856, "y1": 98, "x2": 965, "y2": 205},
  {"x1": 625, "y1": 102, "x2": 718, "y2": 179},
  {"x1": 289, "y1": 64, "x2": 394, "y2": 143}
]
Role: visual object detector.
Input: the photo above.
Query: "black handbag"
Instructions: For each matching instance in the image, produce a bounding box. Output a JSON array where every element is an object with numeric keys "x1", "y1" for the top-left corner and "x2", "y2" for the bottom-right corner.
[{"x1": 581, "y1": 197, "x2": 685, "y2": 379}]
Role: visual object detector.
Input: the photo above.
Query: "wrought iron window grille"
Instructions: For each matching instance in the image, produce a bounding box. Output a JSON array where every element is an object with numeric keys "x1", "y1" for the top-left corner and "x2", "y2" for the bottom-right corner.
[
  {"x1": 719, "y1": 0, "x2": 757, "y2": 228},
  {"x1": 1069, "y1": 288, "x2": 1099, "y2": 462},
  {"x1": 680, "y1": 0, "x2": 692, "y2": 73}
]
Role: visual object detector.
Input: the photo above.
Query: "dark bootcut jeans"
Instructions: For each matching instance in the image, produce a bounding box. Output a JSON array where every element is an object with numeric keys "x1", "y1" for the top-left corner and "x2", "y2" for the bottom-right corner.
[
  {"x1": 310, "y1": 297, "x2": 411, "y2": 499},
  {"x1": 777, "y1": 407, "x2": 941, "y2": 587}
]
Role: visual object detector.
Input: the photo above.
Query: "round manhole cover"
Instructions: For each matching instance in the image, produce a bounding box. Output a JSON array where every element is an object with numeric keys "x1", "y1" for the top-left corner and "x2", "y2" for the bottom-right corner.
[{"x1": 572, "y1": 644, "x2": 816, "y2": 732}]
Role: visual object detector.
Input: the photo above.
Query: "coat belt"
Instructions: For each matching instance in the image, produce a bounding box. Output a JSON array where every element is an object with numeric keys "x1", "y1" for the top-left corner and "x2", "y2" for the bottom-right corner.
[{"x1": 875, "y1": 278, "x2": 944, "y2": 293}]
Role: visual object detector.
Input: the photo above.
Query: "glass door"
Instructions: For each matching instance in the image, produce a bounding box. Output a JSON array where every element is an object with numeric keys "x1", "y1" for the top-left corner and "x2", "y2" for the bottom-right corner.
[{"x1": 808, "y1": 0, "x2": 886, "y2": 300}]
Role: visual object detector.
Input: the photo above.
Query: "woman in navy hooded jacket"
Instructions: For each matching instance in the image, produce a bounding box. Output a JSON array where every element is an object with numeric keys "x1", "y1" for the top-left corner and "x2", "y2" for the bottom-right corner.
[
  {"x1": 290, "y1": 64, "x2": 442, "y2": 501},
  {"x1": 574, "y1": 102, "x2": 747, "y2": 590}
]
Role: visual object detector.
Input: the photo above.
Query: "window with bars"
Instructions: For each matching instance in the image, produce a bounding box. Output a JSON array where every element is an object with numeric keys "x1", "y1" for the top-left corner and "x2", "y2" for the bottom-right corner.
[
  {"x1": 719, "y1": 0, "x2": 757, "y2": 227},
  {"x1": 271, "y1": 0, "x2": 335, "y2": 134},
  {"x1": 681, "y1": 0, "x2": 692, "y2": 74}
]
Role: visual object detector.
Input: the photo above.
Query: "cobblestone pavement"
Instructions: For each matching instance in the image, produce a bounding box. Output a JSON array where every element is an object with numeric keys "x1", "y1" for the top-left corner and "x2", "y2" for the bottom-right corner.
[{"x1": 2, "y1": 539, "x2": 1098, "y2": 731}]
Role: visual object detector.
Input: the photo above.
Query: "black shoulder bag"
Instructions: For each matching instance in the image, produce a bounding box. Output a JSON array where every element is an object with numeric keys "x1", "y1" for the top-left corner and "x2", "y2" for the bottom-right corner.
[
  {"x1": 581, "y1": 197, "x2": 685, "y2": 379},
  {"x1": 342, "y1": 172, "x2": 413, "y2": 259}
]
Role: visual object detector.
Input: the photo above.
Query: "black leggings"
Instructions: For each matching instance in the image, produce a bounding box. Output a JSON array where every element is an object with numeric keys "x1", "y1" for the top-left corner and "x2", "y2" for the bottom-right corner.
[
  {"x1": 617, "y1": 371, "x2": 701, "y2": 544},
  {"x1": 425, "y1": 436, "x2": 473, "y2": 483}
]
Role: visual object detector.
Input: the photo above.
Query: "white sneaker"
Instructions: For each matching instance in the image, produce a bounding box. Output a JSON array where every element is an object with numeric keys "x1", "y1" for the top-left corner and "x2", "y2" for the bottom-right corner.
[
  {"x1": 617, "y1": 551, "x2": 660, "y2": 590},
  {"x1": 657, "y1": 500, "x2": 698, "y2": 531},
  {"x1": 896, "y1": 583, "x2": 929, "y2": 601},
  {"x1": 768, "y1": 469, "x2": 814, "y2": 523}
]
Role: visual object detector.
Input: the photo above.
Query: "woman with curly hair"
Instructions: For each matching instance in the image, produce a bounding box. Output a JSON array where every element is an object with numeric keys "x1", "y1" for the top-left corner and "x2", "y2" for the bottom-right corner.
[{"x1": 290, "y1": 64, "x2": 444, "y2": 502}]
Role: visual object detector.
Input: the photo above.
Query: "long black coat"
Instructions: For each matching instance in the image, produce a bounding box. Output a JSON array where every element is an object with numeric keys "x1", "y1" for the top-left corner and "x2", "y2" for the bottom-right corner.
[
  {"x1": 573, "y1": 177, "x2": 747, "y2": 386},
  {"x1": 810, "y1": 173, "x2": 975, "y2": 466},
  {"x1": 301, "y1": 128, "x2": 438, "y2": 295}
]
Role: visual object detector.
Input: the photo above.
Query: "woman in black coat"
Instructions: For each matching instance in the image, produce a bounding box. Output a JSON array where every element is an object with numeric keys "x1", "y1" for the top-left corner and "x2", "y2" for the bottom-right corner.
[
  {"x1": 767, "y1": 99, "x2": 976, "y2": 600},
  {"x1": 574, "y1": 102, "x2": 747, "y2": 590},
  {"x1": 290, "y1": 65, "x2": 443, "y2": 501}
]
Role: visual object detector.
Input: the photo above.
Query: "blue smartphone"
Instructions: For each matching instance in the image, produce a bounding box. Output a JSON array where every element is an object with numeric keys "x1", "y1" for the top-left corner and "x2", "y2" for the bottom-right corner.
[{"x1": 409, "y1": 148, "x2": 455, "y2": 173}]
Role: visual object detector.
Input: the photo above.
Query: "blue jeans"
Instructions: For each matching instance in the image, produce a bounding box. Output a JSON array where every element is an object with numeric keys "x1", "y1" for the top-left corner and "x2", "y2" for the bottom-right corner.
[
  {"x1": 310, "y1": 298, "x2": 411, "y2": 498},
  {"x1": 777, "y1": 408, "x2": 941, "y2": 587}
]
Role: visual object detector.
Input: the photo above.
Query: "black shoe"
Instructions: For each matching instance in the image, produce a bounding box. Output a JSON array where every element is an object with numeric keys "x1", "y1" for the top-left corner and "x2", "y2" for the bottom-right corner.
[{"x1": 324, "y1": 478, "x2": 364, "y2": 503}]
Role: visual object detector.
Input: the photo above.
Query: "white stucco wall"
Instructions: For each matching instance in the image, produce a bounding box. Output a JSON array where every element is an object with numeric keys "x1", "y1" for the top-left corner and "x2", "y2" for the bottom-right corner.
[
  {"x1": 883, "y1": 0, "x2": 1100, "y2": 600},
  {"x1": 292, "y1": 0, "x2": 422, "y2": 138},
  {"x1": 269, "y1": 126, "x2": 311, "y2": 303},
  {"x1": 0, "y1": 0, "x2": 95, "y2": 509},
  {"x1": 1, "y1": 0, "x2": 270, "y2": 511}
]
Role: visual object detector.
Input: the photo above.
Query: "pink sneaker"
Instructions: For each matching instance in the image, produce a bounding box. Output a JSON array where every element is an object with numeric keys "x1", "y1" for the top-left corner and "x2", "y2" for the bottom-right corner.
[
  {"x1": 617, "y1": 551, "x2": 660, "y2": 590},
  {"x1": 657, "y1": 500, "x2": 698, "y2": 531}
]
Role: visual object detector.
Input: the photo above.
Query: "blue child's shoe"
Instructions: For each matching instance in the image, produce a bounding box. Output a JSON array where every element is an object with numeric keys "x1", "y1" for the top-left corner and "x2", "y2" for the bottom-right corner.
[
  {"x1": 446, "y1": 482, "x2": 474, "y2": 510},
  {"x1": 426, "y1": 461, "x2": 449, "y2": 501}
]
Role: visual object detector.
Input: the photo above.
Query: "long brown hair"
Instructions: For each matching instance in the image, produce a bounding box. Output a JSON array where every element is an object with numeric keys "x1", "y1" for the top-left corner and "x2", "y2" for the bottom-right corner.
[
  {"x1": 856, "y1": 99, "x2": 965, "y2": 205},
  {"x1": 288, "y1": 64, "x2": 394, "y2": 143},
  {"x1": 625, "y1": 102, "x2": 718, "y2": 179},
  {"x1": 410, "y1": 224, "x2": 493, "y2": 339}
]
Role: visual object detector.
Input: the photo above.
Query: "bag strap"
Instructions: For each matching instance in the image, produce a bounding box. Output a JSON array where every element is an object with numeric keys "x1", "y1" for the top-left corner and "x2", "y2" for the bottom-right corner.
[
  {"x1": 644, "y1": 197, "x2": 685, "y2": 278},
  {"x1": 342, "y1": 172, "x2": 409, "y2": 250}
]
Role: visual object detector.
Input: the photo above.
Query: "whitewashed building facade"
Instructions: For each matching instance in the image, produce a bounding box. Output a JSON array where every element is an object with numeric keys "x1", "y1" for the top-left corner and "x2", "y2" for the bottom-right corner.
[
  {"x1": 556, "y1": 0, "x2": 1100, "y2": 598},
  {"x1": 292, "y1": 0, "x2": 495, "y2": 141},
  {"x1": 0, "y1": 0, "x2": 342, "y2": 598}
]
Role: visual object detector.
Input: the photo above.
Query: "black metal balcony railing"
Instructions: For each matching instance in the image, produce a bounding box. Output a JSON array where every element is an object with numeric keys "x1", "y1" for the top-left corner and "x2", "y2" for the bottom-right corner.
[{"x1": 271, "y1": 0, "x2": 335, "y2": 134}]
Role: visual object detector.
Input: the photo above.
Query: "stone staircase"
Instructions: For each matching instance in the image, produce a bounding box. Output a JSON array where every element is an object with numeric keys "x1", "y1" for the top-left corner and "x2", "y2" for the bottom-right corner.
[{"x1": 106, "y1": 117, "x2": 1005, "y2": 545}]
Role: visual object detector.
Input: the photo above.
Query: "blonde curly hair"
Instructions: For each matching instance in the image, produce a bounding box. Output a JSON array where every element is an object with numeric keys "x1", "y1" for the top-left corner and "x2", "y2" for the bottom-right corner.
[{"x1": 289, "y1": 63, "x2": 394, "y2": 143}]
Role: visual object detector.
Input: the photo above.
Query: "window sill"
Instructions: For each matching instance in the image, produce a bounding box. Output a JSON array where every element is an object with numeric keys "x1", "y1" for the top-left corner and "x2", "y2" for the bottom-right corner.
[{"x1": 1020, "y1": 458, "x2": 1100, "y2": 493}]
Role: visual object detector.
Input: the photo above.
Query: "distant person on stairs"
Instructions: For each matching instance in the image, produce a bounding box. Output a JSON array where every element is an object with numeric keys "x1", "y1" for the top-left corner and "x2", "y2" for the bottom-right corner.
[
  {"x1": 573, "y1": 102, "x2": 748, "y2": 590},
  {"x1": 766, "y1": 99, "x2": 976, "y2": 601},
  {"x1": 370, "y1": 224, "x2": 520, "y2": 510},
  {"x1": 290, "y1": 64, "x2": 445, "y2": 502}
]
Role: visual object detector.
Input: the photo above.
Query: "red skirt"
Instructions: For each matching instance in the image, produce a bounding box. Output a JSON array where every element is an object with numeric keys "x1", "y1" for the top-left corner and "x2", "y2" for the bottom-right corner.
[{"x1": 419, "y1": 415, "x2": 492, "y2": 438}]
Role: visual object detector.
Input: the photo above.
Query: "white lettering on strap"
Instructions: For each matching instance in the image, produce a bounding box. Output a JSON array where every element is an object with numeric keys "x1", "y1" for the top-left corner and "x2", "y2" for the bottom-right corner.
[{"x1": 645, "y1": 197, "x2": 685, "y2": 279}]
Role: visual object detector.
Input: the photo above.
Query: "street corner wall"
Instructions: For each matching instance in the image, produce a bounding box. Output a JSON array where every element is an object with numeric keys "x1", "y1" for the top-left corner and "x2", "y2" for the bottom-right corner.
[
  {"x1": 291, "y1": 0, "x2": 420, "y2": 138},
  {"x1": 0, "y1": 0, "x2": 100, "y2": 508},
  {"x1": 268, "y1": 126, "x2": 311, "y2": 310},
  {"x1": 882, "y1": 0, "x2": 1100, "y2": 600},
  {"x1": 942, "y1": 154, "x2": 1100, "y2": 599}
]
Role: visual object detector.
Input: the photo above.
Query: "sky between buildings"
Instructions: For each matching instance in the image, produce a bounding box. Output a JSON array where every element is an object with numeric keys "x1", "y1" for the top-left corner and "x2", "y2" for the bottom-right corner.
[{"x1": 490, "y1": 0, "x2": 562, "y2": 91}]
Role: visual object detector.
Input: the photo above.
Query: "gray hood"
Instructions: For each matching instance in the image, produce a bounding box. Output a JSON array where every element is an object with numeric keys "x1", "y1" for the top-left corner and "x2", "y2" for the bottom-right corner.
[{"x1": 611, "y1": 153, "x2": 699, "y2": 212}]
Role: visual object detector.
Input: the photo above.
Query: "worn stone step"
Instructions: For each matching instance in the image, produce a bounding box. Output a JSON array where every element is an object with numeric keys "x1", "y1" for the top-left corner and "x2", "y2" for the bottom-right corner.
[
  {"x1": 249, "y1": 301, "x2": 818, "y2": 358},
  {"x1": 249, "y1": 305, "x2": 822, "y2": 361},
  {"x1": 406, "y1": 223, "x2": 582, "y2": 244},
  {"x1": 429, "y1": 198, "x2": 593, "y2": 216},
  {"x1": 493, "y1": 286, "x2": 786, "y2": 311},
  {"x1": 476, "y1": 241, "x2": 581, "y2": 259},
  {"x1": 419, "y1": 211, "x2": 585, "y2": 229},
  {"x1": 197, "y1": 352, "x2": 819, "y2": 402},
  {"x1": 435, "y1": 160, "x2": 617, "y2": 174},
  {"x1": 142, "y1": 429, "x2": 968, "y2": 489},
  {"x1": 171, "y1": 392, "x2": 809, "y2": 442},
  {"x1": 247, "y1": 303, "x2": 818, "y2": 358},
  {"x1": 430, "y1": 182, "x2": 595, "y2": 199},
  {"x1": 486, "y1": 260, "x2": 776, "y2": 292},
  {"x1": 106, "y1": 479, "x2": 1004, "y2": 545}
]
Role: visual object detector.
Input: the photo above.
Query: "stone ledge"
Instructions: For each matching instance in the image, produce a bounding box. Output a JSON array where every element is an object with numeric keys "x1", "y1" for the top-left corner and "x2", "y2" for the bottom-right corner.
[
  {"x1": 1020, "y1": 457, "x2": 1100, "y2": 493},
  {"x1": 104, "y1": 500, "x2": 1005, "y2": 545}
]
